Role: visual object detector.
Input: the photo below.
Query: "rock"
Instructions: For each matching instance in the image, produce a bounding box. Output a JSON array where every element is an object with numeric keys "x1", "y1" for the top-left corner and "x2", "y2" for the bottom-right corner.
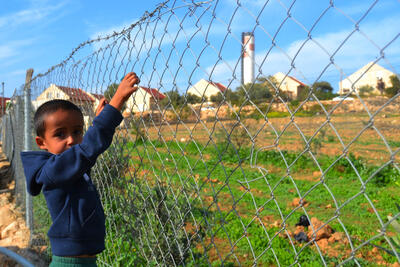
[
  {"x1": 307, "y1": 217, "x2": 333, "y2": 241},
  {"x1": 312, "y1": 171, "x2": 320, "y2": 177},
  {"x1": 271, "y1": 220, "x2": 280, "y2": 228},
  {"x1": 0, "y1": 206, "x2": 14, "y2": 230},
  {"x1": 316, "y1": 238, "x2": 329, "y2": 251},
  {"x1": 291, "y1": 197, "x2": 309, "y2": 207},
  {"x1": 0, "y1": 237, "x2": 12, "y2": 246},
  {"x1": 1, "y1": 221, "x2": 19, "y2": 239},
  {"x1": 371, "y1": 247, "x2": 379, "y2": 255},
  {"x1": 328, "y1": 232, "x2": 346, "y2": 244}
]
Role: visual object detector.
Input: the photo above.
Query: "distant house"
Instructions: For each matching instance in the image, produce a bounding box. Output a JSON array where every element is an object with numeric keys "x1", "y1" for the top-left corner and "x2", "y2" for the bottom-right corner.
[
  {"x1": 272, "y1": 72, "x2": 307, "y2": 99},
  {"x1": 35, "y1": 84, "x2": 95, "y2": 116},
  {"x1": 126, "y1": 86, "x2": 166, "y2": 112},
  {"x1": 187, "y1": 79, "x2": 227, "y2": 101},
  {"x1": 339, "y1": 62, "x2": 396, "y2": 95},
  {"x1": 0, "y1": 97, "x2": 10, "y2": 116}
]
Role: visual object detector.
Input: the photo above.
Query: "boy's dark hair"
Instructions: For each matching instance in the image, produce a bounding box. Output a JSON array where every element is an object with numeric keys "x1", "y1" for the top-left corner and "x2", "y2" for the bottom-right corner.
[{"x1": 34, "y1": 99, "x2": 83, "y2": 137}]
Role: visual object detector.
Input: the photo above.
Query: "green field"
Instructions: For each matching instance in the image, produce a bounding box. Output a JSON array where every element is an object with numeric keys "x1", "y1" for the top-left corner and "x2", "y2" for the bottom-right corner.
[{"x1": 95, "y1": 119, "x2": 400, "y2": 266}]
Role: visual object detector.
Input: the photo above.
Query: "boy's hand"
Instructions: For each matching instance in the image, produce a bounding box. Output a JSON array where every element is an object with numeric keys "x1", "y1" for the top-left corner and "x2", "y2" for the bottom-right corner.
[
  {"x1": 95, "y1": 98, "x2": 108, "y2": 116},
  {"x1": 109, "y1": 72, "x2": 140, "y2": 111}
]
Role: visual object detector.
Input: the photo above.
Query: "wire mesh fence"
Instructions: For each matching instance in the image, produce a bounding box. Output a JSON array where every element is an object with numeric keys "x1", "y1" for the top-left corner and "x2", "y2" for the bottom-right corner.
[{"x1": 1, "y1": 0, "x2": 400, "y2": 265}]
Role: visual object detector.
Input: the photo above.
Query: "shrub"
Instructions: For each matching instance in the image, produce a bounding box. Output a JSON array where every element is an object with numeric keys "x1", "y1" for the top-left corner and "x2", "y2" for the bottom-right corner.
[
  {"x1": 134, "y1": 182, "x2": 200, "y2": 265},
  {"x1": 387, "y1": 204, "x2": 400, "y2": 255},
  {"x1": 358, "y1": 85, "x2": 374, "y2": 96},
  {"x1": 370, "y1": 164, "x2": 400, "y2": 187}
]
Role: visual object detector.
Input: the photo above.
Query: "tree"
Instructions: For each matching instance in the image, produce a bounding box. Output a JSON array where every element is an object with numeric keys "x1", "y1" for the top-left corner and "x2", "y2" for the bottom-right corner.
[
  {"x1": 104, "y1": 83, "x2": 127, "y2": 111},
  {"x1": 210, "y1": 89, "x2": 239, "y2": 104},
  {"x1": 385, "y1": 75, "x2": 400, "y2": 98},
  {"x1": 185, "y1": 93, "x2": 202, "y2": 104},
  {"x1": 236, "y1": 76, "x2": 277, "y2": 104},
  {"x1": 297, "y1": 81, "x2": 335, "y2": 101},
  {"x1": 312, "y1": 81, "x2": 335, "y2": 100},
  {"x1": 160, "y1": 90, "x2": 184, "y2": 108},
  {"x1": 296, "y1": 85, "x2": 311, "y2": 101},
  {"x1": 104, "y1": 83, "x2": 118, "y2": 101},
  {"x1": 358, "y1": 85, "x2": 374, "y2": 96}
]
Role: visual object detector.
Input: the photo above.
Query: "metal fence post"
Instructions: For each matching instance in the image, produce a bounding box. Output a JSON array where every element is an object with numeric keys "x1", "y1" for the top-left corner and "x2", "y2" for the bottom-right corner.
[
  {"x1": 1, "y1": 82, "x2": 4, "y2": 141},
  {"x1": 23, "y1": 68, "x2": 34, "y2": 238},
  {"x1": 1, "y1": 82, "x2": 4, "y2": 116}
]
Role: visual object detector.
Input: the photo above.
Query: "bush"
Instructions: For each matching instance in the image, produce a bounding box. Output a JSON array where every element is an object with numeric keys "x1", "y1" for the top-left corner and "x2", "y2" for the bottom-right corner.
[
  {"x1": 134, "y1": 182, "x2": 200, "y2": 265},
  {"x1": 358, "y1": 85, "x2": 374, "y2": 96},
  {"x1": 370, "y1": 164, "x2": 400, "y2": 187}
]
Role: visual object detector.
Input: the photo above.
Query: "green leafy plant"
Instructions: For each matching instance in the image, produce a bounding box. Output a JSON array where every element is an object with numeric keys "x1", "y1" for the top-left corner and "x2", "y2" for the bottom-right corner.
[
  {"x1": 387, "y1": 204, "x2": 400, "y2": 252},
  {"x1": 135, "y1": 182, "x2": 200, "y2": 266}
]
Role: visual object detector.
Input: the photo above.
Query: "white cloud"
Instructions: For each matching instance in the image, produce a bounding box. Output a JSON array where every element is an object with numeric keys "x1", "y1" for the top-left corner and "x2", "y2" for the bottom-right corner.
[
  {"x1": 0, "y1": 39, "x2": 35, "y2": 60},
  {"x1": 7, "y1": 69, "x2": 27, "y2": 76},
  {"x1": 0, "y1": 1, "x2": 68, "y2": 29}
]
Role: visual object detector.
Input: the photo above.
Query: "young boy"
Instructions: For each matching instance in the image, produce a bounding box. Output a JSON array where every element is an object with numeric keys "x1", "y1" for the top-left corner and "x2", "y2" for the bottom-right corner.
[{"x1": 20, "y1": 72, "x2": 140, "y2": 266}]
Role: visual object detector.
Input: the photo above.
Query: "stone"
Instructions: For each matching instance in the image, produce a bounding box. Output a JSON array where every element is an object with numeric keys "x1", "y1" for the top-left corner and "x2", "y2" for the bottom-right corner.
[
  {"x1": 271, "y1": 220, "x2": 280, "y2": 228},
  {"x1": 0, "y1": 237, "x2": 12, "y2": 246},
  {"x1": 316, "y1": 238, "x2": 329, "y2": 251},
  {"x1": 328, "y1": 232, "x2": 346, "y2": 244},
  {"x1": 312, "y1": 171, "x2": 320, "y2": 177},
  {"x1": 1, "y1": 221, "x2": 19, "y2": 239},
  {"x1": 291, "y1": 197, "x2": 308, "y2": 207},
  {"x1": 371, "y1": 247, "x2": 379, "y2": 254},
  {"x1": 0, "y1": 206, "x2": 14, "y2": 230},
  {"x1": 307, "y1": 217, "x2": 333, "y2": 241}
]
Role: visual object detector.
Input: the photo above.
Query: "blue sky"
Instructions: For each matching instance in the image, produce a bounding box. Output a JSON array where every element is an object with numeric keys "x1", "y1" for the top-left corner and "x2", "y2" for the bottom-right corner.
[{"x1": 1, "y1": 0, "x2": 399, "y2": 97}]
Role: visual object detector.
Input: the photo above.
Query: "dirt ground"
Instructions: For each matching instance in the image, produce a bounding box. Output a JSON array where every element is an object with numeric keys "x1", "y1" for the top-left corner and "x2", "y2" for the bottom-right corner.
[{"x1": 0, "y1": 144, "x2": 48, "y2": 267}]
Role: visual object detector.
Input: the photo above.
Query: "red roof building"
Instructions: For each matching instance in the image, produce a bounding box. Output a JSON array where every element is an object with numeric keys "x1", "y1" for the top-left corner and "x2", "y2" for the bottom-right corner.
[{"x1": 0, "y1": 97, "x2": 10, "y2": 116}]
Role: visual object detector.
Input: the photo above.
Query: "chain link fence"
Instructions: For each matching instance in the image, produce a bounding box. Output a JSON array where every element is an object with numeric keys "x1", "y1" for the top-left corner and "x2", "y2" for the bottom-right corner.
[{"x1": 1, "y1": 0, "x2": 400, "y2": 265}]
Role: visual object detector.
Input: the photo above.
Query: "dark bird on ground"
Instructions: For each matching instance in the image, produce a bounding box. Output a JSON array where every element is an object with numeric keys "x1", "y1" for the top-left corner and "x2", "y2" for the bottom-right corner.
[{"x1": 295, "y1": 215, "x2": 310, "y2": 227}]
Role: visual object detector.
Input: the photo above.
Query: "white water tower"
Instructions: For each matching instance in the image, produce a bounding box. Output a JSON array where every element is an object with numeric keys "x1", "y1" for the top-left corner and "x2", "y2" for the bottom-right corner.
[{"x1": 241, "y1": 32, "x2": 255, "y2": 85}]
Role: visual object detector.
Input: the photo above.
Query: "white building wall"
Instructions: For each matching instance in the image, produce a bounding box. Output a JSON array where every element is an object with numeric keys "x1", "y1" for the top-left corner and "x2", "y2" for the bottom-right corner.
[
  {"x1": 126, "y1": 87, "x2": 151, "y2": 112},
  {"x1": 187, "y1": 79, "x2": 222, "y2": 100}
]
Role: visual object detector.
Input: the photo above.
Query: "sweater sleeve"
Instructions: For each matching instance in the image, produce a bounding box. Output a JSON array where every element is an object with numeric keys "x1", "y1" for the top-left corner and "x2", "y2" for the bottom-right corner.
[{"x1": 39, "y1": 104, "x2": 123, "y2": 187}]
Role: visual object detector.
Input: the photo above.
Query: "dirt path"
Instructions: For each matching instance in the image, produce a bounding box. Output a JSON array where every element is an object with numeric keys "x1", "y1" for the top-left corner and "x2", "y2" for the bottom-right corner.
[{"x1": 0, "y1": 144, "x2": 48, "y2": 267}]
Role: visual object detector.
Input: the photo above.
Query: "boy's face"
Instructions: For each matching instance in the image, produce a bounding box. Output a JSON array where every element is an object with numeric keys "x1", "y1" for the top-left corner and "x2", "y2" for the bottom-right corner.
[{"x1": 35, "y1": 109, "x2": 84, "y2": 154}]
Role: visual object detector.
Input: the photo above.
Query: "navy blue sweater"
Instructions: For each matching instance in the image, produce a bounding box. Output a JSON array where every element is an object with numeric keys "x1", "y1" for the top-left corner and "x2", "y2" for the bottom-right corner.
[{"x1": 20, "y1": 104, "x2": 123, "y2": 256}]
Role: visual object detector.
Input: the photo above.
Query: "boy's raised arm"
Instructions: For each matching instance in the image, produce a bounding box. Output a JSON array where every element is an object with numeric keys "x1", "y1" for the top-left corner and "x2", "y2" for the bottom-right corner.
[{"x1": 109, "y1": 72, "x2": 140, "y2": 111}]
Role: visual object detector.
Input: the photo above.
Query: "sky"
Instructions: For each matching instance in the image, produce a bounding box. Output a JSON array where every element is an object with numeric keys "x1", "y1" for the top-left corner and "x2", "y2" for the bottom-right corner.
[{"x1": 1, "y1": 0, "x2": 399, "y2": 97}]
